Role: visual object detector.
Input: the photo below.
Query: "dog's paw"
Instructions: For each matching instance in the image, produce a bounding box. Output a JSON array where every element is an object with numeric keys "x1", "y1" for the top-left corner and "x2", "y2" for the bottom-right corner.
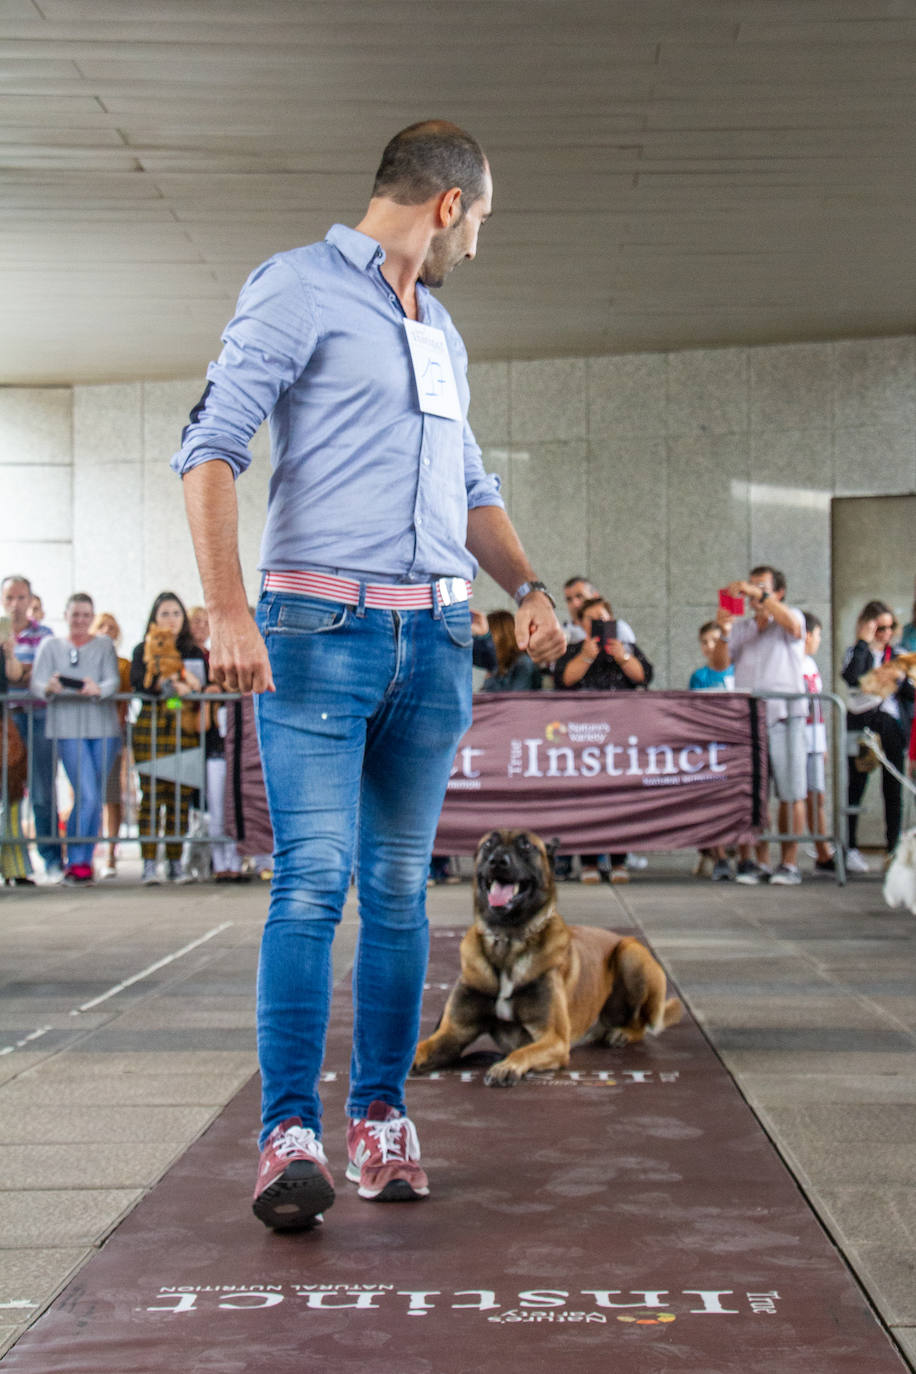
[
  {"x1": 484, "y1": 1060, "x2": 525, "y2": 1087},
  {"x1": 606, "y1": 1027, "x2": 631, "y2": 1047}
]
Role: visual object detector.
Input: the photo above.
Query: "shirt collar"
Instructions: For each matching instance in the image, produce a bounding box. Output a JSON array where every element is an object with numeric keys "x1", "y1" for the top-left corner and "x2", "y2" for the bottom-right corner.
[{"x1": 326, "y1": 223, "x2": 385, "y2": 271}]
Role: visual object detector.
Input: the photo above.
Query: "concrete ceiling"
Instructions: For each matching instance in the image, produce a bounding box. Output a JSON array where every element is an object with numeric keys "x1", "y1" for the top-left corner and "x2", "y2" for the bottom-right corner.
[{"x1": 3, "y1": 0, "x2": 916, "y2": 386}]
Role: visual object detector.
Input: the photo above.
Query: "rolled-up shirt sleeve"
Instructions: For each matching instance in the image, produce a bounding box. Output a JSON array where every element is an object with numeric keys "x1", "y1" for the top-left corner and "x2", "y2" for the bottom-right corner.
[
  {"x1": 462, "y1": 419, "x2": 504, "y2": 511},
  {"x1": 170, "y1": 256, "x2": 319, "y2": 479}
]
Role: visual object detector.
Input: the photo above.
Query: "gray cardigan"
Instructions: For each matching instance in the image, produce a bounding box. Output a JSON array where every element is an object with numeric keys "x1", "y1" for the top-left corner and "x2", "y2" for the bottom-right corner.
[{"x1": 31, "y1": 635, "x2": 121, "y2": 740}]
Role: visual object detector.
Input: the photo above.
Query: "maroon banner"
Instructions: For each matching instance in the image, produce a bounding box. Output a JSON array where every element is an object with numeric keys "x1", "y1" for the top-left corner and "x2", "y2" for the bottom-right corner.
[{"x1": 436, "y1": 691, "x2": 768, "y2": 854}]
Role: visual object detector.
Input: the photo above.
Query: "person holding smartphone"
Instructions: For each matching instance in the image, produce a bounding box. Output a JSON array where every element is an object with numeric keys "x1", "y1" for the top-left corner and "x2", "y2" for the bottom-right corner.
[
  {"x1": 554, "y1": 596, "x2": 651, "y2": 691},
  {"x1": 554, "y1": 596, "x2": 653, "y2": 883},
  {"x1": 31, "y1": 593, "x2": 121, "y2": 885}
]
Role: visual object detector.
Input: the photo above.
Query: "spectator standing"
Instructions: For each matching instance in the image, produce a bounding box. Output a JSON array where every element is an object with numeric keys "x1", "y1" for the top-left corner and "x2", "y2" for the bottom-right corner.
[
  {"x1": 2, "y1": 574, "x2": 62, "y2": 880},
  {"x1": 841, "y1": 601, "x2": 913, "y2": 869},
  {"x1": 479, "y1": 609, "x2": 542, "y2": 692},
  {"x1": 555, "y1": 596, "x2": 652, "y2": 883},
  {"x1": 713, "y1": 566, "x2": 807, "y2": 885},
  {"x1": 801, "y1": 612, "x2": 835, "y2": 874},
  {"x1": 1, "y1": 636, "x2": 32, "y2": 885},
  {"x1": 173, "y1": 120, "x2": 564, "y2": 1228},
  {"x1": 31, "y1": 594, "x2": 121, "y2": 886},
  {"x1": 90, "y1": 612, "x2": 133, "y2": 878},
  {"x1": 688, "y1": 621, "x2": 734, "y2": 880},
  {"x1": 130, "y1": 592, "x2": 205, "y2": 885},
  {"x1": 689, "y1": 622, "x2": 735, "y2": 692}
]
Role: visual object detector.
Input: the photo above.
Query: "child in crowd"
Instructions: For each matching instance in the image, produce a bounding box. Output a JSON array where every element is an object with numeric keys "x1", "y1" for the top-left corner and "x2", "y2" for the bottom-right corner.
[
  {"x1": 802, "y1": 612, "x2": 835, "y2": 874},
  {"x1": 688, "y1": 622, "x2": 734, "y2": 880},
  {"x1": 689, "y1": 622, "x2": 735, "y2": 692}
]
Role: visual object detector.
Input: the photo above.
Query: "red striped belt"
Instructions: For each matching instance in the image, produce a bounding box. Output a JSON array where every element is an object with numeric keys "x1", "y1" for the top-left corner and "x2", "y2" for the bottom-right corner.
[{"x1": 263, "y1": 570, "x2": 472, "y2": 609}]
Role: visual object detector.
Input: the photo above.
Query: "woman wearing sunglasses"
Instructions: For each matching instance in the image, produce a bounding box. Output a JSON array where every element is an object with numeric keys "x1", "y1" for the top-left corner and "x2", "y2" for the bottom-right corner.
[
  {"x1": 842, "y1": 600, "x2": 913, "y2": 871},
  {"x1": 30, "y1": 593, "x2": 121, "y2": 885}
]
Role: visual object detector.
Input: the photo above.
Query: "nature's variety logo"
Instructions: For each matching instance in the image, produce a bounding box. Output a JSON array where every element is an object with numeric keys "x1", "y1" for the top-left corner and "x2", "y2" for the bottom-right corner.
[{"x1": 544, "y1": 720, "x2": 567, "y2": 741}]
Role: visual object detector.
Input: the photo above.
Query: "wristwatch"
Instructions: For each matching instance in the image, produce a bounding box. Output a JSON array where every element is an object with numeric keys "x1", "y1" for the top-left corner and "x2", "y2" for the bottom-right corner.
[
  {"x1": 514, "y1": 580, "x2": 556, "y2": 608},
  {"x1": 621, "y1": 652, "x2": 631, "y2": 663}
]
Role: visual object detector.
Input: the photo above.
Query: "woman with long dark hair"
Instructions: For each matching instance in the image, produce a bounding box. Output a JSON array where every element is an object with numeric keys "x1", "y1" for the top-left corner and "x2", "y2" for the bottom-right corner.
[
  {"x1": 130, "y1": 591, "x2": 205, "y2": 883},
  {"x1": 842, "y1": 599, "x2": 914, "y2": 870}
]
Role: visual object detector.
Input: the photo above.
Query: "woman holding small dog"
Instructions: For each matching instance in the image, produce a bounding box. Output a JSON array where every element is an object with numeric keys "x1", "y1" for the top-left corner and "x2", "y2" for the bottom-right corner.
[
  {"x1": 31, "y1": 593, "x2": 121, "y2": 885},
  {"x1": 842, "y1": 600, "x2": 914, "y2": 870},
  {"x1": 130, "y1": 591, "x2": 205, "y2": 884}
]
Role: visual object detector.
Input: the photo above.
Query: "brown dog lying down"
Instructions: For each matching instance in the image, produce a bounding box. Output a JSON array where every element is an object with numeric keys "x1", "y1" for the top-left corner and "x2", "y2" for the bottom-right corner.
[{"x1": 413, "y1": 828, "x2": 682, "y2": 1086}]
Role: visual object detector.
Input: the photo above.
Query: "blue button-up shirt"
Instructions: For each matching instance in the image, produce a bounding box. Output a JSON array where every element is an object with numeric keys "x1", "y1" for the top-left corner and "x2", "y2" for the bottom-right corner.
[{"x1": 171, "y1": 224, "x2": 504, "y2": 583}]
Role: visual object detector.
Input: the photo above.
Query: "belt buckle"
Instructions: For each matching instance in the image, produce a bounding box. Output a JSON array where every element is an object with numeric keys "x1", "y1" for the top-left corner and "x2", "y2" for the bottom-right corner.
[{"x1": 436, "y1": 577, "x2": 467, "y2": 606}]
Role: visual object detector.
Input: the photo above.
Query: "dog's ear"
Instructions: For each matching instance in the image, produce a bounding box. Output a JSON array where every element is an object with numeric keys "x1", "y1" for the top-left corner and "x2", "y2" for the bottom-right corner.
[{"x1": 544, "y1": 836, "x2": 562, "y2": 861}]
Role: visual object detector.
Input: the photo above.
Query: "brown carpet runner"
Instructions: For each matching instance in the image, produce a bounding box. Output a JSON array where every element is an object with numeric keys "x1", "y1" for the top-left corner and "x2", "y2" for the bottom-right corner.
[{"x1": 2, "y1": 927, "x2": 906, "y2": 1372}]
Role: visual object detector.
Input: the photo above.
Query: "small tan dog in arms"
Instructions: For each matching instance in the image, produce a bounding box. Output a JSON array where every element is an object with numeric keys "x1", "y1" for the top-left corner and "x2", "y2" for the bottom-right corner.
[{"x1": 413, "y1": 828, "x2": 682, "y2": 1086}]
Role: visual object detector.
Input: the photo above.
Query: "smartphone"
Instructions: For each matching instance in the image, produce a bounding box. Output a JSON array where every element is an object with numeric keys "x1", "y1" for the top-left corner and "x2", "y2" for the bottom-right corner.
[
  {"x1": 590, "y1": 618, "x2": 617, "y2": 648},
  {"x1": 718, "y1": 589, "x2": 745, "y2": 616},
  {"x1": 58, "y1": 674, "x2": 85, "y2": 691}
]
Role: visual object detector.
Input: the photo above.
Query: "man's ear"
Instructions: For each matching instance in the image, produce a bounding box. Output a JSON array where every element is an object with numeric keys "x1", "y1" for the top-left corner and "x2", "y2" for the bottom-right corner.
[{"x1": 437, "y1": 186, "x2": 462, "y2": 227}]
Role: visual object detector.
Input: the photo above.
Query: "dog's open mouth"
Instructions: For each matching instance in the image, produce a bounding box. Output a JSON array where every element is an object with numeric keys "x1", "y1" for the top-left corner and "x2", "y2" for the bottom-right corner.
[{"x1": 482, "y1": 876, "x2": 536, "y2": 913}]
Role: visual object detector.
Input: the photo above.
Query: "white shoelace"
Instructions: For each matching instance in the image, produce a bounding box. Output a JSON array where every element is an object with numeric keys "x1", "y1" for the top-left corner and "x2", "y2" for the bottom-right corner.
[
  {"x1": 365, "y1": 1117, "x2": 420, "y2": 1163},
  {"x1": 276, "y1": 1125, "x2": 323, "y2": 1161}
]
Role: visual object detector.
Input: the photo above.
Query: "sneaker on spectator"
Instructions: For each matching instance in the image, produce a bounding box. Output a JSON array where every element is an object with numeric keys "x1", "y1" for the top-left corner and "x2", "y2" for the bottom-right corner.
[
  {"x1": 609, "y1": 866, "x2": 630, "y2": 884},
  {"x1": 735, "y1": 860, "x2": 762, "y2": 885},
  {"x1": 142, "y1": 860, "x2": 161, "y2": 885},
  {"x1": 693, "y1": 852, "x2": 715, "y2": 879},
  {"x1": 43, "y1": 865, "x2": 64, "y2": 886},
  {"x1": 845, "y1": 848, "x2": 870, "y2": 874},
  {"x1": 101, "y1": 862, "x2": 117, "y2": 880},
  {"x1": 770, "y1": 864, "x2": 802, "y2": 885},
  {"x1": 63, "y1": 864, "x2": 94, "y2": 886},
  {"x1": 758, "y1": 864, "x2": 773, "y2": 882},
  {"x1": 711, "y1": 859, "x2": 733, "y2": 882},
  {"x1": 813, "y1": 856, "x2": 836, "y2": 875},
  {"x1": 346, "y1": 1101, "x2": 429, "y2": 1201},
  {"x1": 580, "y1": 865, "x2": 601, "y2": 884},
  {"x1": 167, "y1": 859, "x2": 184, "y2": 882},
  {"x1": 625, "y1": 853, "x2": 648, "y2": 870},
  {"x1": 252, "y1": 1118, "x2": 335, "y2": 1230}
]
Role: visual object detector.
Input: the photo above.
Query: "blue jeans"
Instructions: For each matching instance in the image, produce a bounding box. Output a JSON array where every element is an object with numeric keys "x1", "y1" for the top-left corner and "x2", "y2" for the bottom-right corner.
[
  {"x1": 56, "y1": 737, "x2": 119, "y2": 868},
  {"x1": 254, "y1": 589, "x2": 473, "y2": 1145},
  {"x1": 12, "y1": 709, "x2": 61, "y2": 870}
]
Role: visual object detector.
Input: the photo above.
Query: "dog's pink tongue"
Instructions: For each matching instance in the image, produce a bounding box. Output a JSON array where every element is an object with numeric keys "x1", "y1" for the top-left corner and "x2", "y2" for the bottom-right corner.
[{"x1": 488, "y1": 881, "x2": 516, "y2": 908}]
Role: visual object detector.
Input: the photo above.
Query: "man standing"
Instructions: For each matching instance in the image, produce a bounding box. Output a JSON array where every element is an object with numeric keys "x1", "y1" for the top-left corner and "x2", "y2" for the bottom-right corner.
[
  {"x1": 713, "y1": 565, "x2": 807, "y2": 885},
  {"x1": 172, "y1": 121, "x2": 564, "y2": 1230},
  {"x1": 2, "y1": 574, "x2": 61, "y2": 880}
]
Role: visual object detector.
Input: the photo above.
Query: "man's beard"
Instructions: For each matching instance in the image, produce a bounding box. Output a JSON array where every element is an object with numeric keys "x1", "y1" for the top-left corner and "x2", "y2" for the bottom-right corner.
[{"x1": 419, "y1": 224, "x2": 464, "y2": 288}]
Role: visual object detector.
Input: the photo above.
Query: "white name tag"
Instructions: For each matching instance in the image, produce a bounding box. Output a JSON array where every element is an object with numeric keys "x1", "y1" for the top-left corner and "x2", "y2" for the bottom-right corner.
[{"x1": 404, "y1": 319, "x2": 463, "y2": 422}]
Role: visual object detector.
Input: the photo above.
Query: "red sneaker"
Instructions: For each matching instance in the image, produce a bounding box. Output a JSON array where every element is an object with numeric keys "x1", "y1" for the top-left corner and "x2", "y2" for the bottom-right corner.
[
  {"x1": 252, "y1": 1118, "x2": 335, "y2": 1230},
  {"x1": 345, "y1": 1101, "x2": 429, "y2": 1201}
]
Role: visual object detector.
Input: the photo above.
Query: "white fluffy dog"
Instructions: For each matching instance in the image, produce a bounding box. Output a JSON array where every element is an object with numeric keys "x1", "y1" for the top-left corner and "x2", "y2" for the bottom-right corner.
[{"x1": 883, "y1": 828, "x2": 916, "y2": 915}]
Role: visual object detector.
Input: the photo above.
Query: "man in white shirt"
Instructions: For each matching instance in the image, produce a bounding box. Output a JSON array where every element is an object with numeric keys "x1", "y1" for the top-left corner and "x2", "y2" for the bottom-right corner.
[{"x1": 714, "y1": 565, "x2": 807, "y2": 885}]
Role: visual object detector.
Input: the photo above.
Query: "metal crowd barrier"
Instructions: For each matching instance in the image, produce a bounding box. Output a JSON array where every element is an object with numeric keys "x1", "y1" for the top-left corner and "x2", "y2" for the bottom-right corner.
[
  {"x1": 751, "y1": 690, "x2": 850, "y2": 885},
  {"x1": 0, "y1": 691, "x2": 242, "y2": 858},
  {"x1": 0, "y1": 687, "x2": 859, "y2": 883}
]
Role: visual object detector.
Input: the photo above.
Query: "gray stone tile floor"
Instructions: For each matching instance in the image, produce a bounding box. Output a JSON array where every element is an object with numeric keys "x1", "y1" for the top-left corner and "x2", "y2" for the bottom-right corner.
[{"x1": 0, "y1": 851, "x2": 913, "y2": 1368}]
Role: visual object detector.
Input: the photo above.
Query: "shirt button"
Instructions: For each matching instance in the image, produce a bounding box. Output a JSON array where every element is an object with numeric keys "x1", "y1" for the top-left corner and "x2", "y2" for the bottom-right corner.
[
  {"x1": 423, "y1": 458, "x2": 430, "y2": 466},
  {"x1": 416, "y1": 515, "x2": 423, "y2": 525}
]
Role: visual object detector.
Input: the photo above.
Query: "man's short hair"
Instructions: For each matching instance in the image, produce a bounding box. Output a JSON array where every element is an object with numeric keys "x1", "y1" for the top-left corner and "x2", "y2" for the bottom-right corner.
[
  {"x1": 564, "y1": 575, "x2": 591, "y2": 590},
  {"x1": 372, "y1": 121, "x2": 488, "y2": 210},
  {"x1": 750, "y1": 564, "x2": 786, "y2": 594},
  {"x1": 1, "y1": 574, "x2": 32, "y2": 594},
  {"x1": 803, "y1": 611, "x2": 822, "y2": 634},
  {"x1": 699, "y1": 621, "x2": 720, "y2": 638}
]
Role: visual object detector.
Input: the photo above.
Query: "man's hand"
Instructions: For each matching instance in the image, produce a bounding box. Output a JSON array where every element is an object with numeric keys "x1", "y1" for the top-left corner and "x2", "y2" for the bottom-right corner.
[
  {"x1": 579, "y1": 633, "x2": 601, "y2": 664},
  {"x1": 209, "y1": 611, "x2": 275, "y2": 694},
  {"x1": 515, "y1": 591, "x2": 565, "y2": 664},
  {"x1": 715, "y1": 607, "x2": 734, "y2": 634}
]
